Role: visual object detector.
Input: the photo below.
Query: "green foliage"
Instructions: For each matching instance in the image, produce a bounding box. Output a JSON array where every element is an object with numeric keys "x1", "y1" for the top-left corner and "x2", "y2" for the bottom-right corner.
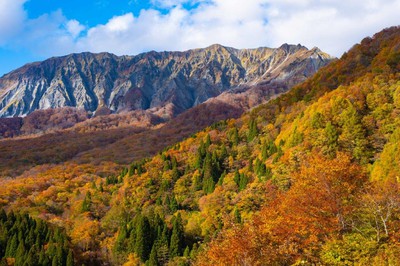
[
  {"x1": 81, "y1": 191, "x2": 92, "y2": 212},
  {"x1": 135, "y1": 215, "x2": 152, "y2": 261},
  {"x1": 247, "y1": 118, "x2": 258, "y2": 142},
  {"x1": 0, "y1": 211, "x2": 74, "y2": 266},
  {"x1": 170, "y1": 214, "x2": 184, "y2": 257}
]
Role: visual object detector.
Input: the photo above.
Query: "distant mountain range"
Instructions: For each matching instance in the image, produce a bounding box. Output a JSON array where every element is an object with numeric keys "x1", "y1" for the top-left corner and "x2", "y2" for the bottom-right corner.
[{"x1": 0, "y1": 44, "x2": 333, "y2": 118}]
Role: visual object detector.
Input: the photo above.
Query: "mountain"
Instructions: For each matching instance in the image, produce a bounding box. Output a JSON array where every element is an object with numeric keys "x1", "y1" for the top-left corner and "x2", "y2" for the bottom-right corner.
[
  {"x1": 0, "y1": 44, "x2": 332, "y2": 118},
  {"x1": 3, "y1": 26, "x2": 400, "y2": 266}
]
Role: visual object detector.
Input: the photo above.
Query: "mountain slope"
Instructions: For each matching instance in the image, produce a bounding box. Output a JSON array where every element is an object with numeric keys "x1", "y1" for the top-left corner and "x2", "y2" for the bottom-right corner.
[
  {"x1": 2, "y1": 27, "x2": 400, "y2": 266},
  {"x1": 0, "y1": 44, "x2": 332, "y2": 118}
]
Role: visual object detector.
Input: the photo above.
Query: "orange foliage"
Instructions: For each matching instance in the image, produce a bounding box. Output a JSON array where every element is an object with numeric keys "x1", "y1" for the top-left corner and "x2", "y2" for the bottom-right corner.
[{"x1": 199, "y1": 153, "x2": 366, "y2": 265}]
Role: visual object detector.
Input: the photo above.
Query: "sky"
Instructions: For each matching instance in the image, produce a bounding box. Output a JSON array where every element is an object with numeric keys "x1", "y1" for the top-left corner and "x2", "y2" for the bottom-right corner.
[{"x1": 0, "y1": 0, "x2": 399, "y2": 76}]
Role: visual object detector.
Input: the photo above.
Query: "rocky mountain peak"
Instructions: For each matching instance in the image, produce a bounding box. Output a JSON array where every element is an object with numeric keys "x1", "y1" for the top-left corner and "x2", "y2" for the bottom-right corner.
[{"x1": 0, "y1": 44, "x2": 334, "y2": 118}]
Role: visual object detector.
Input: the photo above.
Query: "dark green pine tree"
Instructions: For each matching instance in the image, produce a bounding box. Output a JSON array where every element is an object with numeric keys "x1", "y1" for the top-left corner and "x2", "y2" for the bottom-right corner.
[
  {"x1": 202, "y1": 175, "x2": 215, "y2": 194},
  {"x1": 217, "y1": 171, "x2": 226, "y2": 186},
  {"x1": 238, "y1": 173, "x2": 249, "y2": 191},
  {"x1": 115, "y1": 225, "x2": 128, "y2": 253},
  {"x1": 189, "y1": 243, "x2": 198, "y2": 259},
  {"x1": 51, "y1": 245, "x2": 64, "y2": 266},
  {"x1": 169, "y1": 214, "x2": 184, "y2": 257},
  {"x1": 5, "y1": 234, "x2": 18, "y2": 257},
  {"x1": 0, "y1": 209, "x2": 6, "y2": 222},
  {"x1": 15, "y1": 241, "x2": 26, "y2": 266},
  {"x1": 81, "y1": 191, "x2": 92, "y2": 212},
  {"x1": 157, "y1": 225, "x2": 170, "y2": 265},
  {"x1": 205, "y1": 134, "x2": 211, "y2": 148},
  {"x1": 148, "y1": 245, "x2": 159, "y2": 266},
  {"x1": 66, "y1": 250, "x2": 74, "y2": 266},
  {"x1": 169, "y1": 196, "x2": 178, "y2": 213},
  {"x1": 135, "y1": 216, "x2": 152, "y2": 262},
  {"x1": 25, "y1": 245, "x2": 40, "y2": 266},
  {"x1": 128, "y1": 163, "x2": 135, "y2": 176},
  {"x1": 247, "y1": 118, "x2": 258, "y2": 141},
  {"x1": 183, "y1": 246, "x2": 190, "y2": 257},
  {"x1": 233, "y1": 170, "x2": 240, "y2": 187},
  {"x1": 195, "y1": 140, "x2": 206, "y2": 169},
  {"x1": 255, "y1": 158, "x2": 267, "y2": 178},
  {"x1": 202, "y1": 153, "x2": 216, "y2": 194},
  {"x1": 261, "y1": 141, "x2": 268, "y2": 160},
  {"x1": 233, "y1": 207, "x2": 242, "y2": 224},
  {"x1": 171, "y1": 165, "x2": 180, "y2": 182}
]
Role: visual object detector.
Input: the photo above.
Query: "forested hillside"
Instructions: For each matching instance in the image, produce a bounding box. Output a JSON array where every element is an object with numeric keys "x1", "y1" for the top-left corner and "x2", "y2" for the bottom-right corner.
[{"x1": 1, "y1": 26, "x2": 400, "y2": 265}]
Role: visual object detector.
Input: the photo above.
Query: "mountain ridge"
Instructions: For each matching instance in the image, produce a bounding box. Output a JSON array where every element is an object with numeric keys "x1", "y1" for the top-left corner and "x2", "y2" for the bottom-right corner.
[{"x1": 0, "y1": 43, "x2": 333, "y2": 118}]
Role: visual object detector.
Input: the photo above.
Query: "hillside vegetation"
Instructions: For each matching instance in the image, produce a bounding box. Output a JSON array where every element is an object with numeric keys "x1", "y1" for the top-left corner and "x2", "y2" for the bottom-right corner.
[{"x1": 1, "y1": 26, "x2": 400, "y2": 265}]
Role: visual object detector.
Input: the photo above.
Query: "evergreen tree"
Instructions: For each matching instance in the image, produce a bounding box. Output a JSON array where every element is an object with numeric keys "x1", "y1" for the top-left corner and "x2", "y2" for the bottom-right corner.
[
  {"x1": 205, "y1": 134, "x2": 211, "y2": 148},
  {"x1": 128, "y1": 163, "x2": 135, "y2": 176},
  {"x1": 247, "y1": 118, "x2": 258, "y2": 141},
  {"x1": 218, "y1": 171, "x2": 226, "y2": 186},
  {"x1": 169, "y1": 196, "x2": 178, "y2": 213},
  {"x1": 233, "y1": 170, "x2": 240, "y2": 187},
  {"x1": 66, "y1": 250, "x2": 74, "y2": 266},
  {"x1": 6, "y1": 234, "x2": 18, "y2": 257},
  {"x1": 170, "y1": 214, "x2": 184, "y2": 257},
  {"x1": 15, "y1": 241, "x2": 26, "y2": 266},
  {"x1": 238, "y1": 173, "x2": 249, "y2": 191},
  {"x1": 202, "y1": 175, "x2": 215, "y2": 194},
  {"x1": 135, "y1": 216, "x2": 152, "y2": 262},
  {"x1": 81, "y1": 192, "x2": 92, "y2": 212},
  {"x1": 189, "y1": 243, "x2": 198, "y2": 259},
  {"x1": 261, "y1": 141, "x2": 268, "y2": 160},
  {"x1": 148, "y1": 245, "x2": 159, "y2": 266},
  {"x1": 234, "y1": 207, "x2": 242, "y2": 224},
  {"x1": 183, "y1": 246, "x2": 190, "y2": 257},
  {"x1": 171, "y1": 165, "x2": 180, "y2": 182},
  {"x1": 324, "y1": 121, "x2": 338, "y2": 157},
  {"x1": 231, "y1": 127, "x2": 239, "y2": 146}
]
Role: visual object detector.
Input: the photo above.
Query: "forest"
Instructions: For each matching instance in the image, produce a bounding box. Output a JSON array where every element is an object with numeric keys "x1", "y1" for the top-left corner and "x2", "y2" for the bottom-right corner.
[{"x1": 1, "y1": 26, "x2": 400, "y2": 265}]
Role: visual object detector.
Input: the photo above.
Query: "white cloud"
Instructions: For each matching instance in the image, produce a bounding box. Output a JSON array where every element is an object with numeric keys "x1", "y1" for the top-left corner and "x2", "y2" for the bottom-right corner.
[
  {"x1": 72, "y1": 0, "x2": 400, "y2": 57},
  {"x1": 0, "y1": 0, "x2": 27, "y2": 44},
  {"x1": 66, "y1": 20, "x2": 85, "y2": 39},
  {"x1": 75, "y1": 0, "x2": 271, "y2": 55},
  {"x1": 264, "y1": 0, "x2": 400, "y2": 56},
  {"x1": 1, "y1": 0, "x2": 400, "y2": 61}
]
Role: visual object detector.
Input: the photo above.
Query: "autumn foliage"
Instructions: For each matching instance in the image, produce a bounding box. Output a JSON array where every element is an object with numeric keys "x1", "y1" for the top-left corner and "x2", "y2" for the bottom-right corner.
[{"x1": 1, "y1": 26, "x2": 400, "y2": 265}]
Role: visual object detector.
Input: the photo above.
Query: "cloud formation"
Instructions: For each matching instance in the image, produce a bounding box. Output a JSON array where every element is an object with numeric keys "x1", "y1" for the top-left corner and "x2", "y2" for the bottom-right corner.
[
  {"x1": 0, "y1": 0, "x2": 27, "y2": 44},
  {"x1": 0, "y1": 0, "x2": 400, "y2": 61}
]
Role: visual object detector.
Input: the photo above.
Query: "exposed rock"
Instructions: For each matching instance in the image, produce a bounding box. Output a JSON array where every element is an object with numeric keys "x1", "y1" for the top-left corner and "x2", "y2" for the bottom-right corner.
[{"x1": 0, "y1": 44, "x2": 334, "y2": 118}]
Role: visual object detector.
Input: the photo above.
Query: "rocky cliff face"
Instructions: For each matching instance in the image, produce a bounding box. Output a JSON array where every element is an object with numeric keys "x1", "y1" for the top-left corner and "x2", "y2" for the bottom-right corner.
[{"x1": 0, "y1": 44, "x2": 334, "y2": 117}]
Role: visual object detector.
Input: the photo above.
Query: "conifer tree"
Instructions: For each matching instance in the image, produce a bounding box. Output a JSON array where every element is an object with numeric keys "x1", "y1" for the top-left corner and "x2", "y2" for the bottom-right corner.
[
  {"x1": 202, "y1": 175, "x2": 215, "y2": 194},
  {"x1": 135, "y1": 216, "x2": 152, "y2": 262},
  {"x1": 6, "y1": 234, "x2": 18, "y2": 257},
  {"x1": 238, "y1": 173, "x2": 249, "y2": 191},
  {"x1": 233, "y1": 170, "x2": 240, "y2": 187},
  {"x1": 81, "y1": 192, "x2": 92, "y2": 212},
  {"x1": 169, "y1": 196, "x2": 178, "y2": 213},
  {"x1": 170, "y1": 214, "x2": 184, "y2": 257},
  {"x1": 148, "y1": 245, "x2": 159, "y2": 266},
  {"x1": 234, "y1": 207, "x2": 242, "y2": 224},
  {"x1": 205, "y1": 134, "x2": 211, "y2": 148},
  {"x1": 183, "y1": 246, "x2": 190, "y2": 257},
  {"x1": 66, "y1": 250, "x2": 74, "y2": 266},
  {"x1": 324, "y1": 121, "x2": 338, "y2": 157},
  {"x1": 247, "y1": 118, "x2": 258, "y2": 141},
  {"x1": 15, "y1": 241, "x2": 26, "y2": 266}
]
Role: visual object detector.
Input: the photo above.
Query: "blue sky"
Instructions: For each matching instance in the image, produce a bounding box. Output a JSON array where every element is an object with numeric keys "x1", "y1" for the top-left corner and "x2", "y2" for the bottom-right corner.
[{"x1": 0, "y1": 0, "x2": 399, "y2": 76}]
